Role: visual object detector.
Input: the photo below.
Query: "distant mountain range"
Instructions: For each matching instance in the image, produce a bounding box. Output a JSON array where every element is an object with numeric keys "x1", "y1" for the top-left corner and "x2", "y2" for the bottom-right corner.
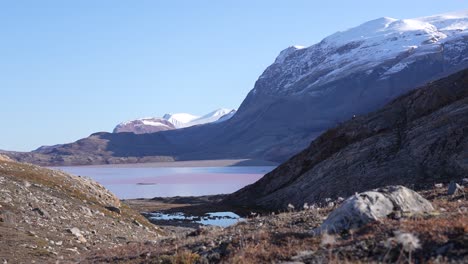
[
  {"x1": 113, "y1": 109, "x2": 236, "y2": 134},
  {"x1": 5, "y1": 11, "x2": 468, "y2": 166}
]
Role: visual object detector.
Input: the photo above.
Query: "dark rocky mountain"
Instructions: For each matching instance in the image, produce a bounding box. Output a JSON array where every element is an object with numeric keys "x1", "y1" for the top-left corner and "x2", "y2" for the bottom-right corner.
[
  {"x1": 6, "y1": 12, "x2": 468, "y2": 166},
  {"x1": 224, "y1": 68, "x2": 468, "y2": 210}
]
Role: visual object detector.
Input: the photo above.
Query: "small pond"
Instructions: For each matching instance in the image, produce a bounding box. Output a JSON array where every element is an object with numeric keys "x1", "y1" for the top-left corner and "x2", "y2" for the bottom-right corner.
[{"x1": 146, "y1": 211, "x2": 242, "y2": 227}]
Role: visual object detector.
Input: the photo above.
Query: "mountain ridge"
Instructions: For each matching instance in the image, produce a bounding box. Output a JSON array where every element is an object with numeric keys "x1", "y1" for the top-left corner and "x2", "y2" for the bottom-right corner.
[{"x1": 5, "y1": 11, "x2": 468, "y2": 165}]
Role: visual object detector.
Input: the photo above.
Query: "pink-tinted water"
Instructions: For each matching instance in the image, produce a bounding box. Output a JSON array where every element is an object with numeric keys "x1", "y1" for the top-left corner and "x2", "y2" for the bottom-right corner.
[{"x1": 53, "y1": 166, "x2": 275, "y2": 199}]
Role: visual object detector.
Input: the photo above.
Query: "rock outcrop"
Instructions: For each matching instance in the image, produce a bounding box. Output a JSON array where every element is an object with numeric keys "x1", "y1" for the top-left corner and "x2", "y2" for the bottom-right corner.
[
  {"x1": 224, "y1": 68, "x2": 468, "y2": 210},
  {"x1": 314, "y1": 186, "x2": 434, "y2": 234}
]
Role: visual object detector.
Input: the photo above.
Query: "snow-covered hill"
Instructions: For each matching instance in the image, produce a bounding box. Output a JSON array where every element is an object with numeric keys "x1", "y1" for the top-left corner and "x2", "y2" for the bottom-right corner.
[{"x1": 114, "y1": 108, "x2": 236, "y2": 134}]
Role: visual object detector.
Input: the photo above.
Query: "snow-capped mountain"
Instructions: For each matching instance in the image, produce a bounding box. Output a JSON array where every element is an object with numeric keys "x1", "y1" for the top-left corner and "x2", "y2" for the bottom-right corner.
[
  {"x1": 253, "y1": 11, "x2": 468, "y2": 96},
  {"x1": 25, "y1": 10, "x2": 468, "y2": 165},
  {"x1": 113, "y1": 108, "x2": 236, "y2": 134}
]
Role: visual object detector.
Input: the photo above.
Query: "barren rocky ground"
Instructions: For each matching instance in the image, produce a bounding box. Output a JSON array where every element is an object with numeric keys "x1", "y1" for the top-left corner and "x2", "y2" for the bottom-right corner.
[
  {"x1": 1, "y1": 156, "x2": 467, "y2": 263},
  {"x1": 0, "y1": 156, "x2": 163, "y2": 263},
  {"x1": 87, "y1": 184, "x2": 467, "y2": 263}
]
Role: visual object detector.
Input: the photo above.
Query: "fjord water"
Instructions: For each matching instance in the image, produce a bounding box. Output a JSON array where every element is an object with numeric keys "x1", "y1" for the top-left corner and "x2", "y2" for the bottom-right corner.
[{"x1": 53, "y1": 165, "x2": 275, "y2": 199}]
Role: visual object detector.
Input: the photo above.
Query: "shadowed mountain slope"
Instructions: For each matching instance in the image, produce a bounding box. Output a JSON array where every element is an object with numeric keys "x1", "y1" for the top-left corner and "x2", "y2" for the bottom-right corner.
[{"x1": 224, "y1": 68, "x2": 468, "y2": 210}]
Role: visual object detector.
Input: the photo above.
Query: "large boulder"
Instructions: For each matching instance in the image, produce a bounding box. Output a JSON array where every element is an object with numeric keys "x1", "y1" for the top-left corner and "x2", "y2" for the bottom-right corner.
[{"x1": 315, "y1": 186, "x2": 434, "y2": 234}]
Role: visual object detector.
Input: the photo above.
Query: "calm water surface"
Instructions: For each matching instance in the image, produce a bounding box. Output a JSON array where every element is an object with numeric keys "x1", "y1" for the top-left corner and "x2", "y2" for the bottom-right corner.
[{"x1": 53, "y1": 166, "x2": 275, "y2": 199}]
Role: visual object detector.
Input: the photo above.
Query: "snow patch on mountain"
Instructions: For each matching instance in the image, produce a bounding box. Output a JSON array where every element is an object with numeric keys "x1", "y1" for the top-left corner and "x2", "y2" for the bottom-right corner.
[
  {"x1": 141, "y1": 119, "x2": 173, "y2": 128},
  {"x1": 162, "y1": 113, "x2": 200, "y2": 128},
  {"x1": 185, "y1": 108, "x2": 235, "y2": 127}
]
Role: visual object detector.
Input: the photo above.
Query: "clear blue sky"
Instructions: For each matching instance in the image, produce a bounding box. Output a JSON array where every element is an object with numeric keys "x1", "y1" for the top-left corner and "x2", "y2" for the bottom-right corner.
[{"x1": 0, "y1": 1, "x2": 465, "y2": 151}]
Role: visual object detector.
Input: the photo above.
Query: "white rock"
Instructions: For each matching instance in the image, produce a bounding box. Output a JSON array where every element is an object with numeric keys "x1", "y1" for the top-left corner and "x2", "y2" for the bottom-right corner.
[{"x1": 314, "y1": 186, "x2": 434, "y2": 234}]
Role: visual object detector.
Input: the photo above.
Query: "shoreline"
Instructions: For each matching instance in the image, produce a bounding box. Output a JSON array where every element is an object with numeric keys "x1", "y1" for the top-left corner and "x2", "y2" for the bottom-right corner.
[{"x1": 55, "y1": 158, "x2": 279, "y2": 168}]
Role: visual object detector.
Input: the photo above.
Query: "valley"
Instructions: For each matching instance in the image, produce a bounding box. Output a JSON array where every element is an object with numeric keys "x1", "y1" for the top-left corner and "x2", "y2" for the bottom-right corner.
[
  {"x1": 1, "y1": 8, "x2": 467, "y2": 264},
  {"x1": 5, "y1": 11, "x2": 468, "y2": 166}
]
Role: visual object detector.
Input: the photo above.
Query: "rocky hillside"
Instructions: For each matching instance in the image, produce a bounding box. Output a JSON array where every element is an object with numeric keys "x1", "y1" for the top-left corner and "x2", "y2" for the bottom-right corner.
[
  {"x1": 224, "y1": 68, "x2": 468, "y2": 210},
  {"x1": 6, "y1": 11, "x2": 468, "y2": 166},
  {"x1": 0, "y1": 158, "x2": 163, "y2": 263}
]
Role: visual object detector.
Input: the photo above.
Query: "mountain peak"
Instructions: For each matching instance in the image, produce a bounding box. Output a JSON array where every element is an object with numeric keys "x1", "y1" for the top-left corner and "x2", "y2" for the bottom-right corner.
[
  {"x1": 262, "y1": 11, "x2": 468, "y2": 95},
  {"x1": 275, "y1": 45, "x2": 306, "y2": 64},
  {"x1": 114, "y1": 108, "x2": 237, "y2": 134}
]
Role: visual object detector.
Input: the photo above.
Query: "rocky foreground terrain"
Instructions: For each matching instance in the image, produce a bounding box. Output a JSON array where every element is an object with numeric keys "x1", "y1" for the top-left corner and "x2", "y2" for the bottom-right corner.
[
  {"x1": 0, "y1": 155, "x2": 163, "y2": 263},
  {"x1": 1, "y1": 153, "x2": 466, "y2": 263},
  {"x1": 225, "y1": 68, "x2": 468, "y2": 210},
  {"x1": 84, "y1": 184, "x2": 467, "y2": 263}
]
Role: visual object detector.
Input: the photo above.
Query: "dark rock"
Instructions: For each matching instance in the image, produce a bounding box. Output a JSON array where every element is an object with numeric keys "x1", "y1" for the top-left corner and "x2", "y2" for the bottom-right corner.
[
  {"x1": 32, "y1": 207, "x2": 50, "y2": 218},
  {"x1": 448, "y1": 181, "x2": 463, "y2": 196},
  {"x1": 104, "y1": 206, "x2": 121, "y2": 214}
]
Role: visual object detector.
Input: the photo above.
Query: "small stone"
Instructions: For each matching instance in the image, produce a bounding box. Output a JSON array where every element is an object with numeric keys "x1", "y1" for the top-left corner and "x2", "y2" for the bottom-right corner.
[
  {"x1": 132, "y1": 219, "x2": 143, "y2": 227},
  {"x1": 80, "y1": 206, "x2": 93, "y2": 217},
  {"x1": 67, "y1": 227, "x2": 87, "y2": 243},
  {"x1": 67, "y1": 227, "x2": 82, "y2": 237},
  {"x1": 434, "y1": 183, "x2": 443, "y2": 188},
  {"x1": 65, "y1": 247, "x2": 79, "y2": 254},
  {"x1": 27, "y1": 231, "x2": 38, "y2": 237},
  {"x1": 32, "y1": 208, "x2": 50, "y2": 218},
  {"x1": 77, "y1": 236, "x2": 87, "y2": 243}
]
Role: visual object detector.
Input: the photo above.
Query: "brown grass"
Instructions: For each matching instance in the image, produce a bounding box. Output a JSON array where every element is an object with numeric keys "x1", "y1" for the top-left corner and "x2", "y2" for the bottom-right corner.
[{"x1": 83, "y1": 186, "x2": 467, "y2": 263}]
